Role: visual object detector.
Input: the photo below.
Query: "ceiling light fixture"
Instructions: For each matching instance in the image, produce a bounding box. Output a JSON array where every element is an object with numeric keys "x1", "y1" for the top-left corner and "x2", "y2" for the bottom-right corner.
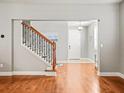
[{"x1": 78, "y1": 22, "x2": 83, "y2": 31}]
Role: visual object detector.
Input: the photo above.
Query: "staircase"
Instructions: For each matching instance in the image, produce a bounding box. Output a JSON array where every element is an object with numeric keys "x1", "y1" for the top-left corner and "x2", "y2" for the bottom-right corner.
[{"x1": 21, "y1": 22, "x2": 56, "y2": 71}]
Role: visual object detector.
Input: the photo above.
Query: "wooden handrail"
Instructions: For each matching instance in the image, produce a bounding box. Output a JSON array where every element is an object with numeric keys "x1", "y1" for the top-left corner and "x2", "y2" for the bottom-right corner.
[
  {"x1": 21, "y1": 22, "x2": 56, "y2": 71},
  {"x1": 22, "y1": 22, "x2": 54, "y2": 45}
]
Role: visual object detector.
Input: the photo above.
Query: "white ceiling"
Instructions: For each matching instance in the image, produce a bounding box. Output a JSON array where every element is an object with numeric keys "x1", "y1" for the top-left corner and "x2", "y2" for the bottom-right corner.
[{"x1": 0, "y1": 0, "x2": 122, "y2": 4}]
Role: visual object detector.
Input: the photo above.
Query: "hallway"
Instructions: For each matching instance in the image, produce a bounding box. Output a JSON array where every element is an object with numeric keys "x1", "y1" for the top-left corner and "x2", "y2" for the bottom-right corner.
[{"x1": 0, "y1": 63, "x2": 124, "y2": 93}]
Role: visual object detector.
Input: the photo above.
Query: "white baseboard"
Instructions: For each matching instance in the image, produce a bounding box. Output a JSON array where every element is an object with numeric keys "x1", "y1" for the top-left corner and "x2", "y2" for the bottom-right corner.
[
  {"x1": 100, "y1": 72, "x2": 124, "y2": 79},
  {"x1": 80, "y1": 58, "x2": 95, "y2": 63},
  {"x1": 0, "y1": 72, "x2": 12, "y2": 76},
  {"x1": 1, "y1": 71, "x2": 124, "y2": 79},
  {"x1": 117, "y1": 73, "x2": 124, "y2": 79},
  {"x1": 0, "y1": 71, "x2": 56, "y2": 76},
  {"x1": 57, "y1": 59, "x2": 95, "y2": 64}
]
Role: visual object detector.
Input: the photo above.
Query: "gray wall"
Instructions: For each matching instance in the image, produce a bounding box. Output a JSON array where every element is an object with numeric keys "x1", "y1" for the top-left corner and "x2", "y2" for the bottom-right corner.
[
  {"x1": 81, "y1": 27, "x2": 88, "y2": 58},
  {"x1": 87, "y1": 22, "x2": 99, "y2": 61},
  {"x1": 120, "y1": 1, "x2": 124, "y2": 74},
  {"x1": 87, "y1": 23, "x2": 95, "y2": 60},
  {"x1": 31, "y1": 21, "x2": 68, "y2": 61},
  {"x1": 0, "y1": 3, "x2": 120, "y2": 72}
]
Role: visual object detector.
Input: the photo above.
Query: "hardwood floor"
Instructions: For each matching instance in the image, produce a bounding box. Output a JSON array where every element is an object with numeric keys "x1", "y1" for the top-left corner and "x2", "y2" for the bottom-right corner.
[{"x1": 0, "y1": 63, "x2": 124, "y2": 93}]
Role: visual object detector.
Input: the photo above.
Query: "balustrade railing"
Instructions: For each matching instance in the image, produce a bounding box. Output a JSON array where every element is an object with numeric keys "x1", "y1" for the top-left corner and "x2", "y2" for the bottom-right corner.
[{"x1": 22, "y1": 22, "x2": 56, "y2": 70}]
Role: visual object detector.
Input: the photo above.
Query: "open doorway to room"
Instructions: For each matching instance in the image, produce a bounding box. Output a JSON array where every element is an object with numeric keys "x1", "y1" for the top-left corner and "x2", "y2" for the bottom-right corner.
[
  {"x1": 12, "y1": 19, "x2": 100, "y2": 76},
  {"x1": 67, "y1": 20, "x2": 99, "y2": 68}
]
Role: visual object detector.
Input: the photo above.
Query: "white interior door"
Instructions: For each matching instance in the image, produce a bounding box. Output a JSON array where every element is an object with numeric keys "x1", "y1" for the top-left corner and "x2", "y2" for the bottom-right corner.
[{"x1": 68, "y1": 30, "x2": 81, "y2": 59}]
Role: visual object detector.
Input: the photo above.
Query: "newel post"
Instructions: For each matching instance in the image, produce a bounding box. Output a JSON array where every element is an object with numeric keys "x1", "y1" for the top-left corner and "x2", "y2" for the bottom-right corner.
[{"x1": 52, "y1": 41, "x2": 56, "y2": 71}]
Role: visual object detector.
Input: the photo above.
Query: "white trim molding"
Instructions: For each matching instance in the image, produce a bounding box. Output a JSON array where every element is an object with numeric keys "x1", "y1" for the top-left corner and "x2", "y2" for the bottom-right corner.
[
  {"x1": 13, "y1": 71, "x2": 56, "y2": 76},
  {"x1": 0, "y1": 0, "x2": 122, "y2": 4},
  {"x1": 100, "y1": 72, "x2": 124, "y2": 79},
  {"x1": 80, "y1": 58, "x2": 95, "y2": 63},
  {"x1": 0, "y1": 72, "x2": 12, "y2": 76},
  {"x1": 57, "y1": 59, "x2": 95, "y2": 64},
  {"x1": 0, "y1": 71, "x2": 56, "y2": 76},
  {"x1": 118, "y1": 73, "x2": 124, "y2": 79}
]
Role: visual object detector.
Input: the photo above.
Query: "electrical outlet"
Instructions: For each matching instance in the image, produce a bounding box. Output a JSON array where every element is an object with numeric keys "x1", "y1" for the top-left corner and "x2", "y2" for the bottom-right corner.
[{"x1": 0, "y1": 64, "x2": 3, "y2": 68}]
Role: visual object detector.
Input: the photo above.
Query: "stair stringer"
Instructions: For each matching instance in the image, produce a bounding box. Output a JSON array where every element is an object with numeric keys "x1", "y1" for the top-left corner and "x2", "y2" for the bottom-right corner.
[{"x1": 21, "y1": 44, "x2": 52, "y2": 70}]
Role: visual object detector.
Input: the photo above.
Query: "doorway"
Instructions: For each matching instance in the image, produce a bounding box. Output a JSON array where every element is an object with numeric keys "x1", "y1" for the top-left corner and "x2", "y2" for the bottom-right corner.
[
  {"x1": 12, "y1": 19, "x2": 100, "y2": 75},
  {"x1": 67, "y1": 20, "x2": 99, "y2": 64}
]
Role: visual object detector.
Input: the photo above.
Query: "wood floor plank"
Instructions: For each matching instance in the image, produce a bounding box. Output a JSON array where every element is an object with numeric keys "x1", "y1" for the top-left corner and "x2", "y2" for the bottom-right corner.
[{"x1": 0, "y1": 63, "x2": 124, "y2": 93}]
